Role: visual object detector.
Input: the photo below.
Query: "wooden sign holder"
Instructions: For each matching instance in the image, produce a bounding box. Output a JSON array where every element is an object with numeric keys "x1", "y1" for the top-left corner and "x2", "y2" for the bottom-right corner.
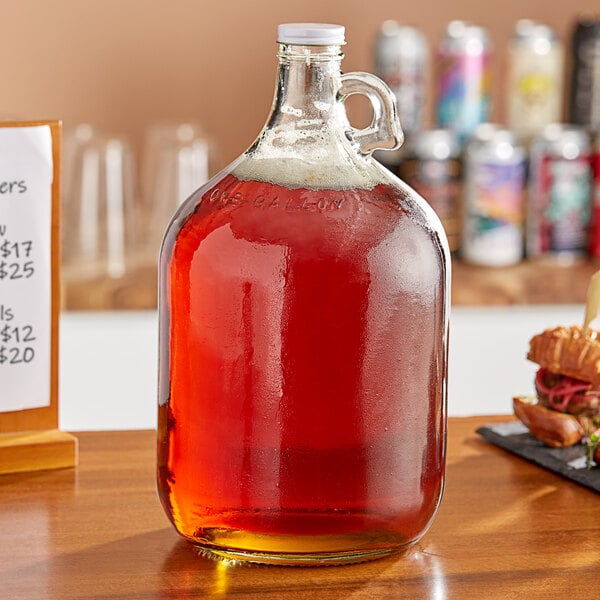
[{"x1": 0, "y1": 121, "x2": 77, "y2": 474}]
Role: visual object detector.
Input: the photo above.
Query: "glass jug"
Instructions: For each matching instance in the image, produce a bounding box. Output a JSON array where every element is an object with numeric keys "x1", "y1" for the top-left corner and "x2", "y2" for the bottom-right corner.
[{"x1": 157, "y1": 23, "x2": 450, "y2": 566}]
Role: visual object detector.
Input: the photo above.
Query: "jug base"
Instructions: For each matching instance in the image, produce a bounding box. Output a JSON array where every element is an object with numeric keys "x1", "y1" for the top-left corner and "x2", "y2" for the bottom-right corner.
[
  {"x1": 200, "y1": 546, "x2": 398, "y2": 566},
  {"x1": 185, "y1": 527, "x2": 415, "y2": 566}
]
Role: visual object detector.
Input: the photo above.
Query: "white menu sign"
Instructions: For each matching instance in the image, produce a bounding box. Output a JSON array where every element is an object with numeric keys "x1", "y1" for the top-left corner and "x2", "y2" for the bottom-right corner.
[{"x1": 0, "y1": 126, "x2": 53, "y2": 412}]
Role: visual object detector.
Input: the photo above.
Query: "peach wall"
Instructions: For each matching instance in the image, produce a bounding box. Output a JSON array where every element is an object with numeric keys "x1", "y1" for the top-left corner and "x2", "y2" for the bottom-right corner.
[{"x1": 1, "y1": 0, "x2": 597, "y2": 170}]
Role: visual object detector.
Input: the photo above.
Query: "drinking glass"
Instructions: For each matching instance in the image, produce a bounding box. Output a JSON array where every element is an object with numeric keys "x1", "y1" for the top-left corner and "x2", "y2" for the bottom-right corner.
[
  {"x1": 62, "y1": 126, "x2": 139, "y2": 308},
  {"x1": 140, "y1": 122, "x2": 211, "y2": 265}
]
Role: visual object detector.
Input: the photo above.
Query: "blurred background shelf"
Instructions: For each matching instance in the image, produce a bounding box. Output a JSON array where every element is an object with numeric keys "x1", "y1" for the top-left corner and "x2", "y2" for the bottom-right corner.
[
  {"x1": 62, "y1": 259, "x2": 599, "y2": 311},
  {"x1": 62, "y1": 264, "x2": 159, "y2": 311},
  {"x1": 9, "y1": 1, "x2": 591, "y2": 314},
  {"x1": 452, "y1": 259, "x2": 598, "y2": 306}
]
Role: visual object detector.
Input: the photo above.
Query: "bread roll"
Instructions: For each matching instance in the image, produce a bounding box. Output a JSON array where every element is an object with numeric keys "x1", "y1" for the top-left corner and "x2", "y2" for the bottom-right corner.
[
  {"x1": 527, "y1": 326, "x2": 600, "y2": 387},
  {"x1": 513, "y1": 396, "x2": 585, "y2": 448}
]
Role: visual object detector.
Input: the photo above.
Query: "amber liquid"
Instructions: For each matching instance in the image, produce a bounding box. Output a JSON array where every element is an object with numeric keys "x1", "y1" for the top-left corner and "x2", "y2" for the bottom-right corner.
[{"x1": 157, "y1": 172, "x2": 447, "y2": 563}]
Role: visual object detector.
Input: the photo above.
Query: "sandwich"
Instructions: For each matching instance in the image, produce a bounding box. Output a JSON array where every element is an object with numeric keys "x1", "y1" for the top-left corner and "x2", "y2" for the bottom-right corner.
[{"x1": 514, "y1": 325, "x2": 600, "y2": 468}]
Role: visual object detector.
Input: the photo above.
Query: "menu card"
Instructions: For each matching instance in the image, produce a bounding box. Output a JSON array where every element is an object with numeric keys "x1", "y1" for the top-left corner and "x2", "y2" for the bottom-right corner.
[
  {"x1": 0, "y1": 121, "x2": 76, "y2": 475},
  {"x1": 0, "y1": 125, "x2": 54, "y2": 413}
]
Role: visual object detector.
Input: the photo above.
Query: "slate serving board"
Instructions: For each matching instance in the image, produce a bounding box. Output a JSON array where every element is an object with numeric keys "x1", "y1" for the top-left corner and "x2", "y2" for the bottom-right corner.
[{"x1": 476, "y1": 421, "x2": 599, "y2": 494}]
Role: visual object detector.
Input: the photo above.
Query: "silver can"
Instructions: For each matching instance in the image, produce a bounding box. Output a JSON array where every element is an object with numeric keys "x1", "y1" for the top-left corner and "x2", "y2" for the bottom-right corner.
[
  {"x1": 373, "y1": 21, "x2": 427, "y2": 170},
  {"x1": 398, "y1": 129, "x2": 462, "y2": 252},
  {"x1": 528, "y1": 124, "x2": 592, "y2": 261},
  {"x1": 507, "y1": 20, "x2": 564, "y2": 144},
  {"x1": 436, "y1": 21, "x2": 492, "y2": 142},
  {"x1": 462, "y1": 128, "x2": 527, "y2": 266},
  {"x1": 570, "y1": 19, "x2": 600, "y2": 132},
  {"x1": 375, "y1": 21, "x2": 428, "y2": 139}
]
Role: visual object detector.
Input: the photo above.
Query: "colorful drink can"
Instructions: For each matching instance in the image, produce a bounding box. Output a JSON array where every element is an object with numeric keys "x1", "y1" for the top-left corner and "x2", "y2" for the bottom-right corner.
[
  {"x1": 507, "y1": 20, "x2": 564, "y2": 144},
  {"x1": 436, "y1": 21, "x2": 492, "y2": 142},
  {"x1": 589, "y1": 133, "x2": 600, "y2": 257},
  {"x1": 462, "y1": 128, "x2": 526, "y2": 266},
  {"x1": 528, "y1": 124, "x2": 592, "y2": 260},
  {"x1": 398, "y1": 129, "x2": 462, "y2": 252},
  {"x1": 569, "y1": 19, "x2": 600, "y2": 132}
]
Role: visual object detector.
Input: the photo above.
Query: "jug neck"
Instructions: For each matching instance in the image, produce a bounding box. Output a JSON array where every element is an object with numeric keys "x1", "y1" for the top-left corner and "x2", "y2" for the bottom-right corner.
[
  {"x1": 236, "y1": 40, "x2": 393, "y2": 189},
  {"x1": 266, "y1": 43, "x2": 348, "y2": 131}
]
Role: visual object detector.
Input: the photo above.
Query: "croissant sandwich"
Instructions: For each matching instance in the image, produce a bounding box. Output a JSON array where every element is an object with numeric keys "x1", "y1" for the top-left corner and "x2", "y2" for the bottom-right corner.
[{"x1": 514, "y1": 325, "x2": 600, "y2": 468}]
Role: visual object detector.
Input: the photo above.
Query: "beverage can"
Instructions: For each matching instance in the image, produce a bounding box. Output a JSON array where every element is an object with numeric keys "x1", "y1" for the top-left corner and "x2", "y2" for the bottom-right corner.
[
  {"x1": 436, "y1": 20, "x2": 492, "y2": 142},
  {"x1": 528, "y1": 124, "x2": 592, "y2": 260},
  {"x1": 373, "y1": 21, "x2": 427, "y2": 170},
  {"x1": 462, "y1": 127, "x2": 526, "y2": 266},
  {"x1": 374, "y1": 21, "x2": 428, "y2": 138},
  {"x1": 398, "y1": 129, "x2": 462, "y2": 252},
  {"x1": 507, "y1": 20, "x2": 564, "y2": 144},
  {"x1": 569, "y1": 18, "x2": 600, "y2": 132},
  {"x1": 589, "y1": 132, "x2": 600, "y2": 257}
]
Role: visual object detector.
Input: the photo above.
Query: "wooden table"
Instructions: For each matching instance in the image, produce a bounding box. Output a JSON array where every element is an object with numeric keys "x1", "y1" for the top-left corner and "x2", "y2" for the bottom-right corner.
[{"x1": 0, "y1": 417, "x2": 597, "y2": 599}]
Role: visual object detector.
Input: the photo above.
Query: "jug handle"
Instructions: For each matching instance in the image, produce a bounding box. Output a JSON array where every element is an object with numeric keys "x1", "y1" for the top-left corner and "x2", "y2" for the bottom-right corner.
[{"x1": 339, "y1": 72, "x2": 404, "y2": 156}]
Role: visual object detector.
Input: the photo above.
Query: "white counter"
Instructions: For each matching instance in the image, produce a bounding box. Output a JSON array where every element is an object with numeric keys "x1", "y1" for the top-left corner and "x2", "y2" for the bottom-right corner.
[{"x1": 59, "y1": 306, "x2": 585, "y2": 431}]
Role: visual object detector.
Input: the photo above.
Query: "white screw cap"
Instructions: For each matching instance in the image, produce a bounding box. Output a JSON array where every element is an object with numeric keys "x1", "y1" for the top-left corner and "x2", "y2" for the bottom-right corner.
[{"x1": 277, "y1": 23, "x2": 345, "y2": 45}]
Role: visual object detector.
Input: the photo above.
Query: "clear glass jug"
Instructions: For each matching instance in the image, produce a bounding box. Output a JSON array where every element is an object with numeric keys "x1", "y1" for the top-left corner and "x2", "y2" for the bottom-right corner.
[{"x1": 157, "y1": 23, "x2": 450, "y2": 566}]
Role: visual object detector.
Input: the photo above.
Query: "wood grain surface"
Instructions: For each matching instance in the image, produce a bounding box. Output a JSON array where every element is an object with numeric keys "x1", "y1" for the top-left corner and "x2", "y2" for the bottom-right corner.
[
  {"x1": 0, "y1": 417, "x2": 597, "y2": 599},
  {"x1": 451, "y1": 260, "x2": 600, "y2": 306},
  {"x1": 0, "y1": 429, "x2": 77, "y2": 475}
]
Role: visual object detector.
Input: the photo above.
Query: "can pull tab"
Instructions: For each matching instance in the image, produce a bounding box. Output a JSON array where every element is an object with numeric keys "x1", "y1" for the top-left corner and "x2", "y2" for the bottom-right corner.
[{"x1": 339, "y1": 72, "x2": 404, "y2": 155}]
